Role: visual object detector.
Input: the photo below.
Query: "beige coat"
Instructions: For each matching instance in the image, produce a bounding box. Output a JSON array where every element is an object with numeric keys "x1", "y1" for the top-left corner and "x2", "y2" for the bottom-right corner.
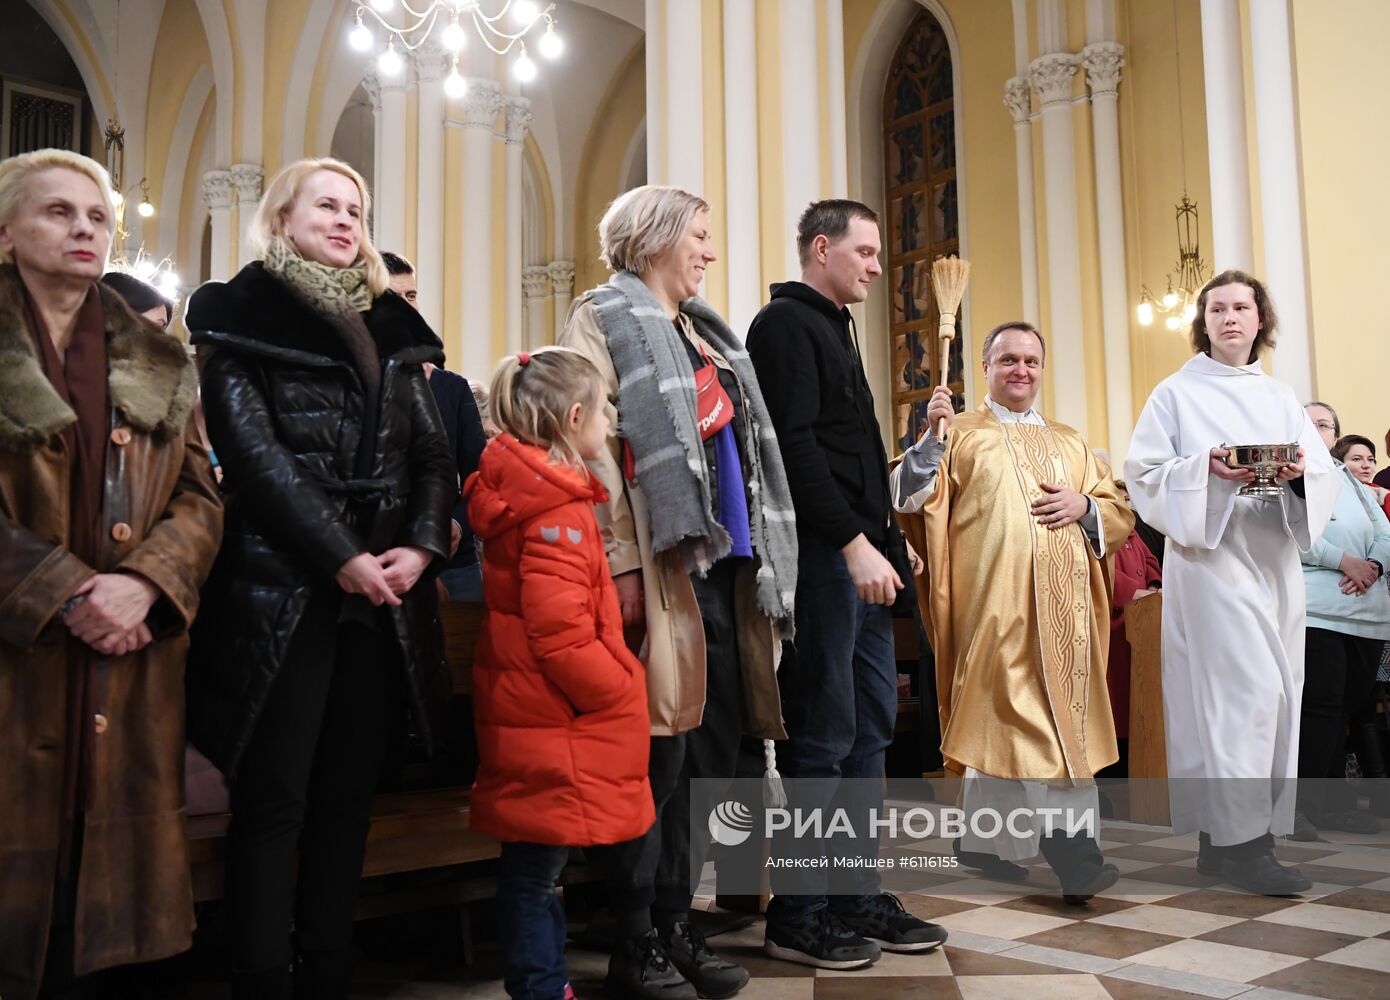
[{"x1": 560, "y1": 295, "x2": 785, "y2": 739}]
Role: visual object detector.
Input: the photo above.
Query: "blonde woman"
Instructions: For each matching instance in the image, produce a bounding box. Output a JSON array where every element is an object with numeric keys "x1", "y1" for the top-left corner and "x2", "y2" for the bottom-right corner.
[
  {"x1": 560, "y1": 185, "x2": 799, "y2": 997},
  {"x1": 0, "y1": 149, "x2": 222, "y2": 998},
  {"x1": 184, "y1": 157, "x2": 453, "y2": 998}
]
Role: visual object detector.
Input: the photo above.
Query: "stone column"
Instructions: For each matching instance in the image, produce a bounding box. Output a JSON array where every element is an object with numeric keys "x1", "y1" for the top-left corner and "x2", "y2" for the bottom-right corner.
[
  {"x1": 229, "y1": 163, "x2": 263, "y2": 268},
  {"x1": 375, "y1": 73, "x2": 409, "y2": 257},
  {"x1": 1029, "y1": 53, "x2": 1088, "y2": 430},
  {"x1": 362, "y1": 73, "x2": 384, "y2": 241},
  {"x1": 201, "y1": 169, "x2": 234, "y2": 281},
  {"x1": 722, "y1": 0, "x2": 762, "y2": 334},
  {"x1": 1199, "y1": 0, "x2": 1255, "y2": 271},
  {"x1": 458, "y1": 80, "x2": 504, "y2": 379},
  {"x1": 1250, "y1": 0, "x2": 1314, "y2": 398},
  {"x1": 1003, "y1": 78, "x2": 1040, "y2": 327},
  {"x1": 1082, "y1": 41, "x2": 1133, "y2": 457},
  {"x1": 415, "y1": 44, "x2": 449, "y2": 334},
  {"x1": 504, "y1": 97, "x2": 534, "y2": 356},
  {"x1": 548, "y1": 260, "x2": 575, "y2": 341},
  {"x1": 522, "y1": 266, "x2": 551, "y2": 349}
]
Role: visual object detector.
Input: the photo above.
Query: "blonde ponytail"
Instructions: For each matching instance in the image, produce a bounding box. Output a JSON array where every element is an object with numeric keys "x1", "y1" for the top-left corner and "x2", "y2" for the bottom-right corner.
[{"x1": 489, "y1": 347, "x2": 606, "y2": 469}]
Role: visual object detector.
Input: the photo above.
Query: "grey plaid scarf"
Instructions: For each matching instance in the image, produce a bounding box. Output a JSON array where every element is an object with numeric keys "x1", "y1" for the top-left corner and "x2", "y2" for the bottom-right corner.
[{"x1": 590, "y1": 270, "x2": 797, "y2": 623}]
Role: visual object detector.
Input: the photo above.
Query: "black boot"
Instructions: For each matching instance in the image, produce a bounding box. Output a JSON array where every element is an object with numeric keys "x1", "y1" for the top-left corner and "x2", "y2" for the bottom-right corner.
[
  {"x1": 952, "y1": 838, "x2": 1029, "y2": 882},
  {"x1": 607, "y1": 928, "x2": 698, "y2": 1000},
  {"x1": 230, "y1": 964, "x2": 293, "y2": 1000}
]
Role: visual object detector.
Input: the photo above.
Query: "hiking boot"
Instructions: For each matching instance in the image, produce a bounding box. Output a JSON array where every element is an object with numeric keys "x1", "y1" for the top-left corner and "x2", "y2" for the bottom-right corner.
[
  {"x1": 1221, "y1": 853, "x2": 1312, "y2": 896},
  {"x1": 763, "y1": 906, "x2": 880, "y2": 970},
  {"x1": 832, "y1": 892, "x2": 948, "y2": 953},
  {"x1": 664, "y1": 921, "x2": 749, "y2": 998},
  {"x1": 606, "y1": 928, "x2": 698, "y2": 1000}
]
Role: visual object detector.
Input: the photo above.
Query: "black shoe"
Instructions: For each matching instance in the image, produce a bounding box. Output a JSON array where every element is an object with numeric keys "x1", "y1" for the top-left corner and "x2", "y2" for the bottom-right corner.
[
  {"x1": 664, "y1": 921, "x2": 749, "y2": 999},
  {"x1": 763, "y1": 906, "x2": 880, "y2": 970},
  {"x1": 1060, "y1": 862, "x2": 1120, "y2": 904},
  {"x1": 953, "y1": 838, "x2": 1030, "y2": 882},
  {"x1": 1291, "y1": 811, "x2": 1320, "y2": 842},
  {"x1": 1221, "y1": 853, "x2": 1312, "y2": 896},
  {"x1": 832, "y1": 893, "x2": 948, "y2": 953},
  {"x1": 607, "y1": 928, "x2": 698, "y2": 1000},
  {"x1": 1319, "y1": 809, "x2": 1381, "y2": 834},
  {"x1": 1197, "y1": 832, "x2": 1224, "y2": 875}
]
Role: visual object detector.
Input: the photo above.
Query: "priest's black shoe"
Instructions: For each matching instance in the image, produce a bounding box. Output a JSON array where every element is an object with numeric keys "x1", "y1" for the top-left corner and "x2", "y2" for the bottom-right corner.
[
  {"x1": 1221, "y1": 854, "x2": 1312, "y2": 896},
  {"x1": 952, "y1": 838, "x2": 1029, "y2": 882},
  {"x1": 1290, "y1": 812, "x2": 1320, "y2": 842},
  {"x1": 664, "y1": 920, "x2": 749, "y2": 998},
  {"x1": 1061, "y1": 861, "x2": 1120, "y2": 905}
]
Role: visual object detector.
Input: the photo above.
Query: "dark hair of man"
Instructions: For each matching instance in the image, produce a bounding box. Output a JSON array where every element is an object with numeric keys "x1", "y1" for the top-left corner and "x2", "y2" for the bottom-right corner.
[
  {"x1": 380, "y1": 251, "x2": 415, "y2": 276},
  {"x1": 101, "y1": 271, "x2": 174, "y2": 328},
  {"x1": 1305, "y1": 400, "x2": 1340, "y2": 439},
  {"x1": 796, "y1": 199, "x2": 880, "y2": 267},
  {"x1": 1189, "y1": 269, "x2": 1278, "y2": 359},
  {"x1": 1332, "y1": 434, "x2": 1376, "y2": 464},
  {"x1": 981, "y1": 321, "x2": 1046, "y2": 364}
]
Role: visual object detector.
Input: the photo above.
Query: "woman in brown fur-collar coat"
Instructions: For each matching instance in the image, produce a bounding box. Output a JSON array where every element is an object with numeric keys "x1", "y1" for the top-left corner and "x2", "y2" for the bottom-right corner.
[{"x1": 0, "y1": 149, "x2": 223, "y2": 999}]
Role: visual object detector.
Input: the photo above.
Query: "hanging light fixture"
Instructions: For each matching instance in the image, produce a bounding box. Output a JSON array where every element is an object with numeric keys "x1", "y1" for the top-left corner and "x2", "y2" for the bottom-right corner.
[
  {"x1": 347, "y1": 1, "x2": 565, "y2": 98},
  {"x1": 1134, "y1": 1, "x2": 1210, "y2": 330}
]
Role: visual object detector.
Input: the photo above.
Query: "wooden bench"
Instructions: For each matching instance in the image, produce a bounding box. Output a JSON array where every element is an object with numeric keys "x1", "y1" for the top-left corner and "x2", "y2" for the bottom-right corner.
[
  {"x1": 1125, "y1": 591, "x2": 1170, "y2": 825},
  {"x1": 187, "y1": 601, "x2": 502, "y2": 916}
]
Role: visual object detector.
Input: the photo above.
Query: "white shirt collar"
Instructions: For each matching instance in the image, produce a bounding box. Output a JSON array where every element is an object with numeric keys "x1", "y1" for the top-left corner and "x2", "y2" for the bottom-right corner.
[{"x1": 985, "y1": 395, "x2": 1045, "y2": 426}]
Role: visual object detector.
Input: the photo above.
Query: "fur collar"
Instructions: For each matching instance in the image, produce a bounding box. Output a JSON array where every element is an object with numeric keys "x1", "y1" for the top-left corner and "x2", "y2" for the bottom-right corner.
[
  {"x1": 185, "y1": 261, "x2": 443, "y2": 366},
  {"x1": 0, "y1": 264, "x2": 196, "y2": 452}
]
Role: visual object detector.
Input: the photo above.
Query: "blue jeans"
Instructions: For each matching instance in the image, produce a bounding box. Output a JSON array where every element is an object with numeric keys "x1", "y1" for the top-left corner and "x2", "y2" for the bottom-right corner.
[
  {"x1": 439, "y1": 562, "x2": 483, "y2": 602},
  {"x1": 769, "y1": 533, "x2": 897, "y2": 915},
  {"x1": 499, "y1": 838, "x2": 654, "y2": 1000}
]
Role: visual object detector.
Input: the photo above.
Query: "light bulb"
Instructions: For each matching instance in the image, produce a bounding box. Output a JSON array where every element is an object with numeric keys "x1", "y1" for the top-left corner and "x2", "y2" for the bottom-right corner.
[
  {"x1": 441, "y1": 19, "x2": 466, "y2": 51},
  {"x1": 137, "y1": 199, "x2": 154, "y2": 218},
  {"x1": 1162, "y1": 290, "x2": 1178, "y2": 309},
  {"x1": 1165, "y1": 316, "x2": 1181, "y2": 331},
  {"x1": 538, "y1": 25, "x2": 563, "y2": 59},
  {"x1": 135, "y1": 258, "x2": 157, "y2": 279},
  {"x1": 513, "y1": 0, "x2": 539, "y2": 24},
  {"x1": 378, "y1": 43, "x2": 402, "y2": 76},
  {"x1": 113, "y1": 190, "x2": 125, "y2": 207},
  {"x1": 348, "y1": 20, "x2": 372, "y2": 51},
  {"x1": 444, "y1": 69, "x2": 467, "y2": 99},
  {"x1": 158, "y1": 273, "x2": 180, "y2": 298},
  {"x1": 1182, "y1": 303, "x2": 1196, "y2": 323},
  {"x1": 1136, "y1": 301, "x2": 1153, "y2": 326},
  {"x1": 513, "y1": 50, "x2": 536, "y2": 82}
]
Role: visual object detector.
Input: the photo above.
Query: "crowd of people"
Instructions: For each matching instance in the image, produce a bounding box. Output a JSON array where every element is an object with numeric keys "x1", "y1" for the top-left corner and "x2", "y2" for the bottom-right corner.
[{"x1": 1, "y1": 145, "x2": 1387, "y2": 1000}]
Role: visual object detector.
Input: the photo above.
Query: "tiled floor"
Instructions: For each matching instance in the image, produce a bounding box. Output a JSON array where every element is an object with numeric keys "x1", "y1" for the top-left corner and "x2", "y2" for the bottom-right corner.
[{"x1": 326, "y1": 822, "x2": 1390, "y2": 998}]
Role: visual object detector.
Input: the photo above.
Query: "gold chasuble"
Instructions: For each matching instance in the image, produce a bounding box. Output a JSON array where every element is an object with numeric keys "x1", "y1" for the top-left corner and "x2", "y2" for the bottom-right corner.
[{"x1": 916, "y1": 405, "x2": 1132, "y2": 781}]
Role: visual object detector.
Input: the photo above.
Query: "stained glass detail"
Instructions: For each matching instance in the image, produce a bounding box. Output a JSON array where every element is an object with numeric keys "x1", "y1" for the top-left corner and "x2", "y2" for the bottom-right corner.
[{"x1": 884, "y1": 10, "x2": 959, "y2": 453}]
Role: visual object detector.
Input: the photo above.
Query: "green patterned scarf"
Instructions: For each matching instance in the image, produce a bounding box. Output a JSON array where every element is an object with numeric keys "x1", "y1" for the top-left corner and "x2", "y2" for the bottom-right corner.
[{"x1": 262, "y1": 236, "x2": 373, "y2": 317}]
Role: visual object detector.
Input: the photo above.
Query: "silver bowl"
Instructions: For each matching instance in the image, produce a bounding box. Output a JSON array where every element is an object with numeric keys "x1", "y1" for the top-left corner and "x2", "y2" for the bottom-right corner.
[{"x1": 1225, "y1": 442, "x2": 1298, "y2": 499}]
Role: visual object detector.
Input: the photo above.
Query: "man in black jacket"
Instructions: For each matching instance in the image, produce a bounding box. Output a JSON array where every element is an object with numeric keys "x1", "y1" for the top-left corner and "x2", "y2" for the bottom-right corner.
[
  {"x1": 383, "y1": 252, "x2": 487, "y2": 599},
  {"x1": 748, "y1": 201, "x2": 946, "y2": 970}
]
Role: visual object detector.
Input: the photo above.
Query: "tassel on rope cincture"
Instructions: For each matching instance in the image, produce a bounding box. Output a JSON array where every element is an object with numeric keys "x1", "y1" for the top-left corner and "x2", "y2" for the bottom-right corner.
[{"x1": 762, "y1": 738, "x2": 787, "y2": 809}]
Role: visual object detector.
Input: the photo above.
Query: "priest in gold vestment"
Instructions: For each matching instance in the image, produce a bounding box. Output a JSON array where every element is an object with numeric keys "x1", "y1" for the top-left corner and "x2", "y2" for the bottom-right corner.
[{"x1": 892, "y1": 323, "x2": 1133, "y2": 901}]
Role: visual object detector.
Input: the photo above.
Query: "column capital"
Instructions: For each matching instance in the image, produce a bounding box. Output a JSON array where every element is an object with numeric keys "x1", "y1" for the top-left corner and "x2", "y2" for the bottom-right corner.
[
  {"x1": 362, "y1": 72, "x2": 382, "y2": 110},
  {"x1": 229, "y1": 163, "x2": 263, "y2": 204},
  {"x1": 522, "y1": 265, "x2": 552, "y2": 300},
  {"x1": 505, "y1": 96, "x2": 534, "y2": 145},
  {"x1": 414, "y1": 42, "x2": 451, "y2": 85},
  {"x1": 547, "y1": 259, "x2": 575, "y2": 294},
  {"x1": 1028, "y1": 53, "x2": 1079, "y2": 109},
  {"x1": 202, "y1": 168, "x2": 233, "y2": 211},
  {"x1": 458, "y1": 80, "x2": 504, "y2": 128},
  {"x1": 1081, "y1": 41, "x2": 1126, "y2": 98},
  {"x1": 1003, "y1": 76, "x2": 1032, "y2": 123}
]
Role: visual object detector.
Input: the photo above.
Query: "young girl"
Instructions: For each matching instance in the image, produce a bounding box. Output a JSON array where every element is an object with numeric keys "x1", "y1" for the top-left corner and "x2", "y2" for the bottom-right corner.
[{"x1": 466, "y1": 348, "x2": 681, "y2": 1000}]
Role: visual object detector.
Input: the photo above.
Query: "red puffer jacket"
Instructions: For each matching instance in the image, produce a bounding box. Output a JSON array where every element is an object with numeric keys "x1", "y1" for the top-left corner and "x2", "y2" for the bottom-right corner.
[{"x1": 465, "y1": 434, "x2": 655, "y2": 846}]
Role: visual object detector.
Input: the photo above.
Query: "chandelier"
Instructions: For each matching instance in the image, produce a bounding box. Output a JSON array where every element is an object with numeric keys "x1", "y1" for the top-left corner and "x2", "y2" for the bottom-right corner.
[
  {"x1": 104, "y1": 112, "x2": 181, "y2": 300},
  {"x1": 1135, "y1": 194, "x2": 1208, "y2": 330},
  {"x1": 348, "y1": 1, "x2": 564, "y2": 93}
]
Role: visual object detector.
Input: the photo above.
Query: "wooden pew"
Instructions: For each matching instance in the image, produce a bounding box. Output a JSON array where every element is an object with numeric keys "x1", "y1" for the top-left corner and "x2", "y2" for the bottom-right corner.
[{"x1": 1125, "y1": 591, "x2": 1170, "y2": 825}]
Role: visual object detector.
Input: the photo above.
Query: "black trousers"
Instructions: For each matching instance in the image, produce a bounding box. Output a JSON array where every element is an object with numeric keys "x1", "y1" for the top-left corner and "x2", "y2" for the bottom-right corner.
[
  {"x1": 646, "y1": 559, "x2": 747, "y2": 929},
  {"x1": 225, "y1": 593, "x2": 404, "y2": 977},
  {"x1": 1298, "y1": 627, "x2": 1382, "y2": 817}
]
